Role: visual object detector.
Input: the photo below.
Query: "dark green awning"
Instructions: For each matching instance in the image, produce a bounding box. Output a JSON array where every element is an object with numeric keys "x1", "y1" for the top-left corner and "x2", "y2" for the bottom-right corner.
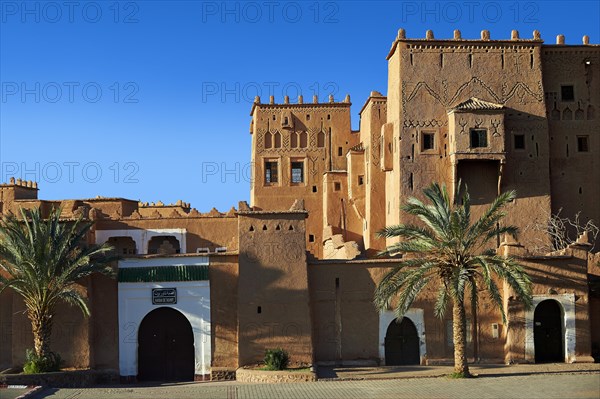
[{"x1": 118, "y1": 265, "x2": 208, "y2": 282}]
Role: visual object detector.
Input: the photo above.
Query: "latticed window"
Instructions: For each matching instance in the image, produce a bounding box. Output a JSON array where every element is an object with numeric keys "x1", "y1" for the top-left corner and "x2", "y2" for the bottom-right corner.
[
  {"x1": 291, "y1": 161, "x2": 304, "y2": 183},
  {"x1": 265, "y1": 161, "x2": 278, "y2": 184},
  {"x1": 470, "y1": 129, "x2": 488, "y2": 148}
]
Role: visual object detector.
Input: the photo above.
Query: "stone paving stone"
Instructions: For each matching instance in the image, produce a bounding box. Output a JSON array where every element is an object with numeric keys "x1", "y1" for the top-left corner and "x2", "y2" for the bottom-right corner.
[
  {"x1": 27, "y1": 373, "x2": 600, "y2": 399},
  {"x1": 0, "y1": 388, "x2": 32, "y2": 399}
]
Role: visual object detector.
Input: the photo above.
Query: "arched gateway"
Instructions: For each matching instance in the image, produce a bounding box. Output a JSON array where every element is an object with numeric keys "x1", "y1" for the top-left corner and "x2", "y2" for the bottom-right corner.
[
  {"x1": 138, "y1": 307, "x2": 195, "y2": 381},
  {"x1": 534, "y1": 299, "x2": 564, "y2": 363},
  {"x1": 385, "y1": 317, "x2": 420, "y2": 365}
]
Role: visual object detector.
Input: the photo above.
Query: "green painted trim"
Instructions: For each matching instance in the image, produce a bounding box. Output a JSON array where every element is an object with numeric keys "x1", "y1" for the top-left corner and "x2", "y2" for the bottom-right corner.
[{"x1": 118, "y1": 265, "x2": 209, "y2": 282}]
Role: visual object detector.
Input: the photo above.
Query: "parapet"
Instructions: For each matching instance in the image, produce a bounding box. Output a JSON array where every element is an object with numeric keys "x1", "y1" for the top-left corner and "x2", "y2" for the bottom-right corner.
[
  {"x1": 134, "y1": 201, "x2": 242, "y2": 220},
  {"x1": 0, "y1": 178, "x2": 39, "y2": 201},
  {"x1": 138, "y1": 199, "x2": 191, "y2": 209},
  {"x1": 250, "y1": 95, "x2": 352, "y2": 115},
  {"x1": 388, "y1": 29, "x2": 596, "y2": 59},
  {"x1": 359, "y1": 91, "x2": 387, "y2": 115},
  {"x1": 0, "y1": 177, "x2": 39, "y2": 189}
]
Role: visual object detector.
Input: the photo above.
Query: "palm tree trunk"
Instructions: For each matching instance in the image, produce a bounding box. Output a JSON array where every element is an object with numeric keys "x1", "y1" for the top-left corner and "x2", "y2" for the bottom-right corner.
[
  {"x1": 29, "y1": 311, "x2": 53, "y2": 358},
  {"x1": 452, "y1": 299, "x2": 471, "y2": 377},
  {"x1": 471, "y1": 296, "x2": 479, "y2": 362}
]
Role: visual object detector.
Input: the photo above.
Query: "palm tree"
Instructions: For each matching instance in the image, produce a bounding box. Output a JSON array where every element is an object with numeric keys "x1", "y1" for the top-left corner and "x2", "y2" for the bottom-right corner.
[
  {"x1": 374, "y1": 182, "x2": 532, "y2": 377},
  {"x1": 0, "y1": 206, "x2": 114, "y2": 371}
]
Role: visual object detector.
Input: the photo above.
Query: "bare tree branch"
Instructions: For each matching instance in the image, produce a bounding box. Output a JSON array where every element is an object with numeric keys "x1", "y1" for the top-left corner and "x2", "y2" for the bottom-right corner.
[{"x1": 523, "y1": 209, "x2": 599, "y2": 254}]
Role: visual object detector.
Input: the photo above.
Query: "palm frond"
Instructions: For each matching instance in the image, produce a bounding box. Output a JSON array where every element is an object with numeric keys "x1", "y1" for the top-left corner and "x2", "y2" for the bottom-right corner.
[
  {"x1": 0, "y1": 206, "x2": 114, "y2": 329},
  {"x1": 375, "y1": 182, "x2": 532, "y2": 338}
]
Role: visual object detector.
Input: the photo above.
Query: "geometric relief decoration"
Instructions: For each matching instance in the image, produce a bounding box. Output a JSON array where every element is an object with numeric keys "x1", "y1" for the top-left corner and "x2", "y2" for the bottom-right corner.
[
  {"x1": 283, "y1": 132, "x2": 290, "y2": 148},
  {"x1": 403, "y1": 76, "x2": 544, "y2": 110},
  {"x1": 308, "y1": 156, "x2": 319, "y2": 176},
  {"x1": 490, "y1": 119, "x2": 502, "y2": 136},
  {"x1": 256, "y1": 128, "x2": 267, "y2": 153},
  {"x1": 458, "y1": 118, "x2": 468, "y2": 134}
]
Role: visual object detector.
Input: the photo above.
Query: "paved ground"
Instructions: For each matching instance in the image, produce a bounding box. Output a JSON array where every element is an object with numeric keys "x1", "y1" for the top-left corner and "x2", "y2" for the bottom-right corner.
[
  {"x1": 317, "y1": 362, "x2": 600, "y2": 380},
  {"x1": 24, "y1": 365, "x2": 600, "y2": 399},
  {"x1": 0, "y1": 388, "x2": 31, "y2": 399}
]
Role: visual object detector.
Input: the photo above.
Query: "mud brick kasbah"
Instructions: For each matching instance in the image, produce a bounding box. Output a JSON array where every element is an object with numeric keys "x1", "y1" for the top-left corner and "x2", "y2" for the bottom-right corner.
[{"x1": 1, "y1": 29, "x2": 599, "y2": 382}]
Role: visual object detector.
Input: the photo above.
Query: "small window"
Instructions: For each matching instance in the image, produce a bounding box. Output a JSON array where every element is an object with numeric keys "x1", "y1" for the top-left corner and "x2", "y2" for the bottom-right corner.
[
  {"x1": 338, "y1": 147, "x2": 343, "y2": 156},
  {"x1": 577, "y1": 136, "x2": 589, "y2": 152},
  {"x1": 334, "y1": 182, "x2": 341, "y2": 191},
  {"x1": 309, "y1": 234, "x2": 315, "y2": 242},
  {"x1": 422, "y1": 132, "x2": 435, "y2": 150},
  {"x1": 291, "y1": 161, "x2": 304, "y2": 183},
  {"x1": 312, "y1": 185, "x2": 317, "y2": 193},
  {"x1": 514, "y1": 134, "x2": 525, "y2": 150},
  {"x1": 470, "y1": 129, "x2": 488, "y2": 148},
  {"x1": 265, "y1": 160, "x2": 278, "y2": 184},
  {"x1": 306, "y1": 114, "x2": 311, "y2": 120},
  {"x1": 358, "y1": 175, "x2": 364, "y2": 185},
  {"x1": 561, "y1": 85, "x2": 574, "y2": 102}
]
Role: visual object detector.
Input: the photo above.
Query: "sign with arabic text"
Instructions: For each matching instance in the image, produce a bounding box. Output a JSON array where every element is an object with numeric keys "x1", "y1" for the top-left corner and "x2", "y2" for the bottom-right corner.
[{"x1": 152, "y1": 288, "x2": 177, "y2": 305}]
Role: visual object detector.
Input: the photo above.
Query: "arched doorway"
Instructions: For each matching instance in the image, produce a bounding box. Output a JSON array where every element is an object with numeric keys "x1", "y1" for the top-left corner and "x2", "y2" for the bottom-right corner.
[
  {"x1": 107, "y1": 236, "x2": 137, "y2": 256},
  {"x1": 385, "y1": 317, "x2": 420, "y2": 365},
  {"x1": 138, "y1": 307, "x2": 194, "y2": 381},
  {"x1": 534, "y1": 300, "x2": 564, "y2": 363}
]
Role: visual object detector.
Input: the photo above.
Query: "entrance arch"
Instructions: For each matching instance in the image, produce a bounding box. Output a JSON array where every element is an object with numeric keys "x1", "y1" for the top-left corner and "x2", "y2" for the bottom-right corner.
[
  {"x1": 138, "y1": 307, "x2": 194, "y2": 381},
  {"x1": 534, "y1": 299, "x2": 564, "y2": 363},
  {"x1": 384, "y1": 317, "x2": 420, "y2": 365}
]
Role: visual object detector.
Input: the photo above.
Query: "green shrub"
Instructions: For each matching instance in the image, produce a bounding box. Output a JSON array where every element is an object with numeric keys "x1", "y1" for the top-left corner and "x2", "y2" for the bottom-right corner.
[
  {"x1": 23, "y1": 349, "x2": 62, "y2": 374},
  {"x1": 264, "y1": 348, "x2": 289, "y2": 370}
]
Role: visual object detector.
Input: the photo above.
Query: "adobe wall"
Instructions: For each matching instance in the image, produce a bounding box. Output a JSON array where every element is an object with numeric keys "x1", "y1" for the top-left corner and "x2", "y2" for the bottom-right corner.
[
  {"x1": 89, "y1": 273, "x2": 119, "y2": 370},
  {"x1": 386, "y1": 30, "x2": 553, "y2": 251},
  {"x1": 310, "y1": 244, "x2": 592, "y2": 365},
  {"x1": 358, "y1": 94, "x2": 387, "y2": 253},
  {"x1": 321, "y1": 171, "x2": 364, "y2": 248},
  {"x1": 209, "y1": 255, "x2": 239, "y2": 369},
  {"x1": 7, "y1": 281, "x2": 92, "y2": 369},
  {"x1": 0, "y1": 180, "x2": 39, "y2": 208},
  {"x1": 542, "y1": 45, "x2": 600, "y2": 250},
  {"x1": 589, "y1": 252, "x2": 600, "y2": 360},
  {"x1": 0, "y1": 288, "x2": 13, "y2": 369},
  {"x1": 384, "y1": 47, "x2": 402, "y2": 247},
  {"x1": 1, "y1": 272, "x2": 120, "y2": 372},
  {"x1": 308, "y1": 261, "x2": 388, "y2": 364},
  {"x1": 249, "y1": 99, "x2": 359, "y2": 258},
  {"x1": 237, "y1": 210, "x2": 313, "y2": 366},
  {"x1": 503, "y1": 244, "x2": 593, "y2": 363},
  {"x1": 1, "y1": 191, "x2": 241, "y2": 256},
  {"x1": 95, "y1": 215, "x2": 239, "y2": 254},
  {"x1": 308, "y1": 259, "x2": 509, "y2": 365}
]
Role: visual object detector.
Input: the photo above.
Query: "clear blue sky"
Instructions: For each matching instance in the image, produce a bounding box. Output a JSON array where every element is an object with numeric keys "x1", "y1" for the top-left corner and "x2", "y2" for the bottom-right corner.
[{"x1": 1, "y1": 0, "x2": 598, "y2": 212}]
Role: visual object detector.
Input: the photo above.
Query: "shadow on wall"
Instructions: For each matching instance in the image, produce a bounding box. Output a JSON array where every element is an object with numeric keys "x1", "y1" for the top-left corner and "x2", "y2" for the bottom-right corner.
[
  {"x1": 237, "y1": 259, "x2": 315, "y2": 366},
  {"x1": 209, "y1": 262, "x2": 239, "y2": 369},
  {"x1": 308, "y1": 264, "x2": 378, "y2": 364}
]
